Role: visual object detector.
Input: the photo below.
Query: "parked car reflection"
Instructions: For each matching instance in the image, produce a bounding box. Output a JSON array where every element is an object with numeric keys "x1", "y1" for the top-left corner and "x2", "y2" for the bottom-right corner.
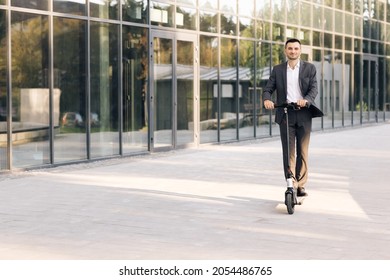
[
  {"x1": 61, "y1": 112, "x2": 100, "y2": 128},
  {"x1": 90, "y1": 112, "x2": 100, "y2": 127},
  {"x1": 61, "y1": 112, "x2": 84, "y2": 127}
]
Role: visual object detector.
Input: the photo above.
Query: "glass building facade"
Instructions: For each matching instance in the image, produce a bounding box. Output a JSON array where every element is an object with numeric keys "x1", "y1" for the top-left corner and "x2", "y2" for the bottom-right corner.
[{"x1": 0, "y1": 0, "x2": 389, "y2": 170}]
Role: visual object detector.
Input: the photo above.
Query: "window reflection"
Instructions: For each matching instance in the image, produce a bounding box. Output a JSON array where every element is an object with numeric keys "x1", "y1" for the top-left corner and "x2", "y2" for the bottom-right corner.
[
  {"x1": 53, "y1": 17, "x2": 87, "y2": 163},
  {"x1": 220, "y1": 38, "x2": 237, "y2": 141},
  {"x1": 220, "y1": 1, "x2": 236, "y2": 14},
  {"x1": 11, "y1": 12, "x2": 50, "y2": 168},
  {"x1": 257, "y1": 42, "x2": 272, "y2": 137},
  {"x1": 199, "y1": 35, "x2": 218, "y2": 143},
  {"x1": 221, "y1": 14, "x2": 237, "y2": 35},
  {"x1": 256, "y1": 0, "x2": 271, "y2": 20},
  {"x1": 0, "y1": 10, "x2": 7, "y2": 169},
  {"x1": 122, "y1": 0, "x2": 148, "y2": 23},
  {"x1": 176, "y1": 6, "x2": 196, "y2": 30},
  {"x1": 200, "y1": 11, "x2": 218, "y2": 33},
  {"x1": 90, "y1": 0, "x2": 118, "y2": 19},
  {"x1": 11, "y1": 0, "x2": 48, "y2": 10},
  {"x1": 239, "y1": 40, "x2": 255, "y2": 139},
  {"x1": 122, "y1": 26, "x2": 148, "y2": 153},
  {"x1": 90, "y1": 22, "x2": 120, "y2": 158},
  {"x1": 238, "y1": 0, "x2": 254, "y2": 17},
  {"x1": 53, "y1": 0, "x2": 86, "y2": 15},
  {"x1": 199, "y1": 0, "x2": 217, "y2": 10},
  {"x1": 150, "y1": 1, "x2": 174, "y2": 27}
]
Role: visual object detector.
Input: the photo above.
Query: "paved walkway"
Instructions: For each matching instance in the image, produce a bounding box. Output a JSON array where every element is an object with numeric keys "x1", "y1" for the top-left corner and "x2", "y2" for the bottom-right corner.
[{"x1": 1, "y1": 123, "x2": 390, "y2": 260}]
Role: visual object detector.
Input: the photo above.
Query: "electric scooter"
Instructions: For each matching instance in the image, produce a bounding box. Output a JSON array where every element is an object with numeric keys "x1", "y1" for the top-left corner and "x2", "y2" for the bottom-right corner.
[{"x1": 275, "y1": 103, "x2": 305, "y2": 215}]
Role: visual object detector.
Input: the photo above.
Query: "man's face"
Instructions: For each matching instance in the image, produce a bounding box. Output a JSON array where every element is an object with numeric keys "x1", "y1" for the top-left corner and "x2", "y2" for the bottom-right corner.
[{"x1": 285, "y1": 42, "x2": 301, "y2": 61}]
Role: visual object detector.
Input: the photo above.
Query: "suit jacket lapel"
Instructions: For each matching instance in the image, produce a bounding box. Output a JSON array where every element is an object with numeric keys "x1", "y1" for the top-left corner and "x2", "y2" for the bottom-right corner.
[{"x1": 282, "y1": 62, "x2": 288, "y2": 99}]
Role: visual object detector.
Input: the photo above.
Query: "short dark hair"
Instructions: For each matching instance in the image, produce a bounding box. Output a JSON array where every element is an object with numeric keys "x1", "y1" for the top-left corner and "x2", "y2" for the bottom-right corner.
[{"x1": 285, "y1": 38, "x2": 301, "y2": 48}]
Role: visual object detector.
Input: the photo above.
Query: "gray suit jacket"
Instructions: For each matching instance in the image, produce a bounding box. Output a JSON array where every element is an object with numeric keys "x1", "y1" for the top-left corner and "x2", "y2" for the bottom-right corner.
[{"x1": 263, "y1": 60, "x2": 324, "y2": 124}]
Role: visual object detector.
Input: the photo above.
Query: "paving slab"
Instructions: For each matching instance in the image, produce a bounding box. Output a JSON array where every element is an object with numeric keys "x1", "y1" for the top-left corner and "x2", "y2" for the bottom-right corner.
[{"x1": 0, "y1": 123, "x2": 390, "y2": 259}]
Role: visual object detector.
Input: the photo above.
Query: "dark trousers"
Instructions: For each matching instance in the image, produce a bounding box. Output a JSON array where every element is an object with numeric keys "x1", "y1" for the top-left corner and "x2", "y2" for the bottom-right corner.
[{"x1": 279, "y1": 108, "x2": 312, "y2": 189}]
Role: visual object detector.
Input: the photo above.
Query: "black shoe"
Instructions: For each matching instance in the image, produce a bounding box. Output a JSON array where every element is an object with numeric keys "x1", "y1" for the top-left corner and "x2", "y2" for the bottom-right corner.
[{"x1": 297, "y1": 188, "x2": 308, "y2": 197}]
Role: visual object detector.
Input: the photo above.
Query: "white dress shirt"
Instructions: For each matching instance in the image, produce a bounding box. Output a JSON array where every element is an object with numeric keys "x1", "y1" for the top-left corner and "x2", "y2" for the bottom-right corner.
[{"x1": 286, "y1": 60, "x2": 303, "y2": 103}]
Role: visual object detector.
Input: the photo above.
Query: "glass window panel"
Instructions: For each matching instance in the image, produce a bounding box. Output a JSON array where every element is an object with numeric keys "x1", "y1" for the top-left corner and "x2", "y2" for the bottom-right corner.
[
  {"x1": 239, "y1": 40, "x2": 255, "y2": 139},
  {"x1": 362, "y1": 39, "x2": 369, "y2": 53},
  {"x1": 53, "y1": 17, "x2": 87, "y2": 163},
  {"x1": 354, "y1": 38, "x2": 361, "y2": 51},
  {"x1": 324, "y1": 32, "x2": 333, "y2": 48},
  {"x1": 256, "y1": 0, "x2": 271, "y2": 20},
  {"x1": 379, "y1": 22, "x2": 386, "y2": 42},
  {"x1": 286, "y1": 0, "x2": 299, "y2": 25},
  {"x1": 300, "y1": 29, "x2": 311, "y2": 45},
  {"x1": 256, "y1": 42, "x2": 272, "y2": 137},
  {"x1": 177, "y1": 0, "x2": 196, "y2": 7},
  {"x1": 355, "y1": 16, "x2": 362, "y2": 36},
  {"x1": 238, "y1": 0, "x2": 254, "y2": 18},
  {"x1": 176, "y1": 39, "x2": 195, "y2": 146},
  {"x1": 313, "y1": 4, "x2": 323, "y2": 29},
  {"x1": 11, "y1": 0, "x2": 48, "y2": 10},
  {"x1": 199, "y1": 35, "x2": 218, "y2": 143},
  {"x1": 90, "y1": 0, "x2": 119, "y2": 20},
  {"x1": 363, "y1": 16, "x2": 369, "y2": 38},
  {"x1": 53, "y1": 0, "x2": 86, "y2": 15},
  {"x1": 272, "y1": 23, "x2": 284, "y2": 42},
  {"x1": 11, "y1": 12, "x2": 50, "y2": 168},
  {"x1": 335, "y1": 0, "x2": 342, "y2": 9},
  {"x1": 122, "y1": 0, "x2": 148, "y2": 23},
  {"x1": 199, "y1": 11, "x2": 218, "y2": 33},
  {"x1": 152, "y1": 37, "x2": 172, "y2": 148},
  {"x1": 345, "y1": 13, "x2": 353, "y2": 35},
  {"x1": 220, "y1": 1, "x2": 237, "y2": 14},
  {"x1": 199, "y1": 0, "x2": 217, "y2": 10},
  {"x1": 122, "y1": 26, "x2": 148, "y2": 153},
  {"x1": 378, "y1": 42, "x2": 384, "y2": 55},
  {"x1": 300, "y1": 2, "x2": 311, "y2": 27},
  {"x1": 220, "y1": 38, "x2": 237, "y2": 142},
  {"x1": 273, "y1": 0, "x2": 285, "y2": 23},
  {"x1": 286, "y1": 26, "x2": 298, "y2": 40},
  {"x1": 354, "y1": 0, "x2": 362, "y2": 15},
  {"x1": 150, "y1": 1, "x2": 174, "y2": 27},
  {"x1": 312, "y1": 48, "x2": 323, "y2": 131},
  {"x1": 387, "y1": 2, "x2": 390, "y2": 22},
  {"x1": 335, "y1": 35, "x2": 342, "y2": 50},
  {"x1": 256, "y1": 20, "x2": 271, "y2": 40},
  {"x1": 371, "y1": 21, "x2": 380, "y2": 40},
  {"x1": 333, "y1": 51, "x2": 343, "y2": 128},
  {"x1": 239, "y1": 17, "x2": 254, "y2": 38},
  {"x1": 176, "y1": 6, "x2": 196, "y2": 30},
  {"x1": 376, "y1": 0, "x2": 385, "y2": 21},
  {"x1": 324, "y1": 0, "x2": 333, "y2": 7},
  {"x1": 313, "y1": 31, "x2": 321, "y2": 47},
  {"x1": 345, "y1": 1, "x2": 353, "y2": 12},
  {"x1": 221, "y1": 14, "x2": 237, "y2": 35},
  {"x1": 345, "y1": 36, "x2": 352, "y2": 50},
  {"x1": 335, "y1": 10, "x2": 343, "y2": 33},
  {"x1": 90, "y1": 22, "x2": 119, "y2": 158},
  {"x1": 344, "y1": 53, "x2": 353, "y2": 125},
  {"x1": 324, "y1": 7, "x2": 333, "y2": 31},
  {"x1": 0, "y1": 10, "x2": 7, "y2": 169}
]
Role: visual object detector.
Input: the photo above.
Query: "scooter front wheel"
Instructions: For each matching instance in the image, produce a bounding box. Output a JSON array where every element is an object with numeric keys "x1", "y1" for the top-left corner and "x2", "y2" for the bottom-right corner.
[{"x1": 285, "y1": 192, "x2": 295, "y2": 214}]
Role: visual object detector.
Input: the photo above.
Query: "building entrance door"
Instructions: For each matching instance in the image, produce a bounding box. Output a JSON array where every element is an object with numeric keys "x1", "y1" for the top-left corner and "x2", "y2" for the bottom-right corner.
[
  {"x1": 362, "y1": 55, "x2": 379, "y2": 123},
  {"x1": 150, "y1": 31, "x2": 198, "y2": 150}
]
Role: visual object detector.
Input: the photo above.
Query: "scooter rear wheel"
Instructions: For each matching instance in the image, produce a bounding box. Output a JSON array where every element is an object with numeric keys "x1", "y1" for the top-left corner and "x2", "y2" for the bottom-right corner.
[{"x1": 286, "y1": 192, "x2": 295, "y2": 214}]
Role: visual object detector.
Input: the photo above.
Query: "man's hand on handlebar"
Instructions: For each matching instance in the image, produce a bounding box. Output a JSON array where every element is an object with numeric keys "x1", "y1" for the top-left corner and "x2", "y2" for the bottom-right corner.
[
  {"x1": 264, "y1": 100, "x2": 274, "y2": 110},
  {"x1": 264, "y1": 99, "x2": 308, "y2": 110},
  {"x1": 296, "y1": 99, "x2": 308, "y2": 108}
]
